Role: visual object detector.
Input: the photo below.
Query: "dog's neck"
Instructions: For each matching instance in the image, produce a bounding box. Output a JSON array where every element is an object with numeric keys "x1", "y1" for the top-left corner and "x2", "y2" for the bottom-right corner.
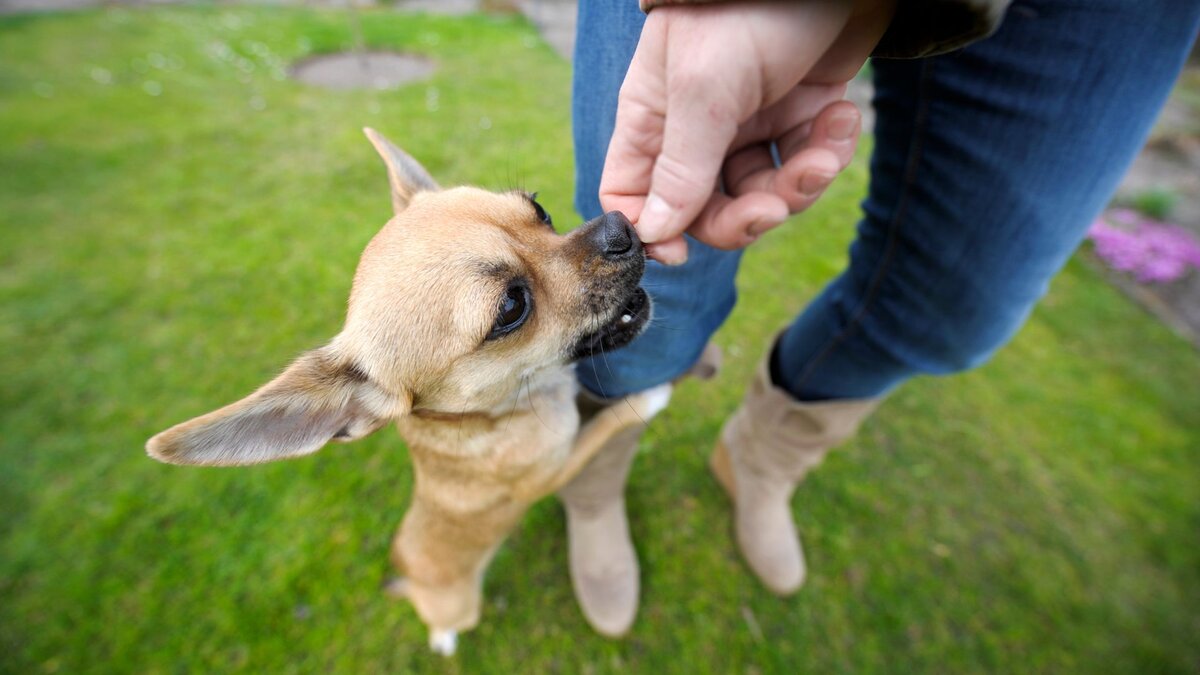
[
  {"x1": 397, "y1": 364, "x2": 579, "y2": 461},
  {"x1": 409, "y1": 364, "x2": 576, "y2": 423}
]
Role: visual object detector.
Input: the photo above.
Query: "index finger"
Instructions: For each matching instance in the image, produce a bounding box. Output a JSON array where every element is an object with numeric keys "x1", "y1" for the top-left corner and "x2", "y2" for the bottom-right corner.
[{"x1": 598, "y1": 19, "x2": 667, "y2": 221}]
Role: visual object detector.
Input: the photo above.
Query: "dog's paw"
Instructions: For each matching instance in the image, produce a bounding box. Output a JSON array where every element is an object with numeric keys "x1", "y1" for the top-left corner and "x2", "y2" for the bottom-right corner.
[
  {"x1": 631, "y1": 383, "x2": 673, "y2": 419},
  {"x1": 429, "y1": 629, "x2": 458, "y2": 656},
  {"x1": 383, "y1": 577, "x2": 409, "y2": 599}
]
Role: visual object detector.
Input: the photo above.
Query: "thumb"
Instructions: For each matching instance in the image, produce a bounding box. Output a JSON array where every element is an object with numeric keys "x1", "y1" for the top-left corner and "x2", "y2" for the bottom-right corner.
[{"x1": 636, "y1": 80, "x2": 740, "y2": 245}]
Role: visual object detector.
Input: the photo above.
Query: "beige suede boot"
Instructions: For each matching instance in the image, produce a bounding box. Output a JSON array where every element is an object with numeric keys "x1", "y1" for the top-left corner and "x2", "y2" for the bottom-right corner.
[
  {"x1": 710, "y1": 350, "x2": 879, "y2": 595},
  {"x1": 559, "y1": 345, "x2": 720, "y2": 636},
  {"x1": 556, "y1": 393, "x2": 651, "y2": 637}
]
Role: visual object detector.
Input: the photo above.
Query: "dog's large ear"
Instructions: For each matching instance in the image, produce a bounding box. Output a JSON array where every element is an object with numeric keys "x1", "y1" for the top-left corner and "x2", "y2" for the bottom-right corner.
[
  {"x1": 146, "y1": 348, "x2": 409, "y2": 467},
  {"x1": 363, "y1": 127, "x2": 439, "y2": 215}
]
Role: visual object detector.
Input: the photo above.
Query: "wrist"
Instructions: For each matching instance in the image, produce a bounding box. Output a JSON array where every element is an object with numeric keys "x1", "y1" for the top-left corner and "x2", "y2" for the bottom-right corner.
[{"x1": 809, "y1": 0, "x2": 897, "y2": 82}]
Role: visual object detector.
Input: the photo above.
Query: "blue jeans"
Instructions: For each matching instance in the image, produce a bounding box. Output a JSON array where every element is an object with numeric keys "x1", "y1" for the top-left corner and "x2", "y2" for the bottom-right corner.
[{"x1": 574, "y1": 0, "x2": 1200, "y2": 402}]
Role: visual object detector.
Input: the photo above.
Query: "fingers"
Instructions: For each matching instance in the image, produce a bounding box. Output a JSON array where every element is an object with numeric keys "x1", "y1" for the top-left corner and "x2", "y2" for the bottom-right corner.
[
  {"x1": 724, "y1": 144, "x2": 843, "y2": 213},
  {"x1": 721, "y1": 143, "x2": 780, "y2": 197},
  {"x1": 728, "y1": 82, "x2": 845, "y2": 151},
  {"x1": 778, "y1": 98, "x2": 860, "y2": 172},
  {"x1": 643, "y1": 188, "x2": 793, "y2": 260},
  {"x1": 617, "y1": 7, "x2": 748, "y2": 254},
  {"x1": 685, "y1": 191, "x2": 790, "y2": 250},
  {"x1": 645, "y1": 236, "x2": 690, "y2": 265},
  {"x1": 684, "y1": 99, "x2": 861, "y2": 248},
  {"x1": 598, "y1": 96, "x2": 662, "y2": 221},
  {"x1": 598, "y1": 16, "x2": 667, "y2": 221},
  {"x1": 769, "y1": 100, "x2": 860, "y2": 212},
  {"x1": 597, "y1": 4, "x2": 865, "y2": 263},
  {"x1": 749, "y1": 100, "x2": 863, "y2": 205},
  {"x1": 644, "y1": 99, "x2": 863, "y2": 257},
  {"x1": 726, "y1": 98, "x2": 858, "y2": 197},
  {"x1": 635, "y1": 78, "x2": 741, "y2": 249},
  {"x1": 783, "y1": 147, "x2": 845, "y2": 212}
]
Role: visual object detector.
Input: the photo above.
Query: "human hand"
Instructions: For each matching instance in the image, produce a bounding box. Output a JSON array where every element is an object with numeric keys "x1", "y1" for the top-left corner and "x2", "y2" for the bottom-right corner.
[{"x1": 599, "y1": 0, "x2": 893, "y2": 264}]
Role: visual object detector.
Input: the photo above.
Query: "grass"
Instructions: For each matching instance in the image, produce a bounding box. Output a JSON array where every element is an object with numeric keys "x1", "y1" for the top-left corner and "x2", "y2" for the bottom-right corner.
[{"x1": 2, "y1": 6, "x2": 1198, "y2": 674}]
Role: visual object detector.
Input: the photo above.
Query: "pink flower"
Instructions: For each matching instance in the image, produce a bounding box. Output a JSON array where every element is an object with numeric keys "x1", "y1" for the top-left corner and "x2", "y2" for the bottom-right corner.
[
  {"x1": 1135, "y1": 256, "x2": 1187, "y2": 284},
  {"x1": 1088, "y1": 211, "x2": 1200, "y2": 284},
  {"x1": 1108, "y1": 208, "x2": 1141, "y2": 226}
]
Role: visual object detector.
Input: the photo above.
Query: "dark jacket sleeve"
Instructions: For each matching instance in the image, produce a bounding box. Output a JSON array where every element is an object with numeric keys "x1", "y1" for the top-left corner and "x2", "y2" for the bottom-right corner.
[{"x1": 638, "y1": 0, "x2": 1011, "y2": 58}]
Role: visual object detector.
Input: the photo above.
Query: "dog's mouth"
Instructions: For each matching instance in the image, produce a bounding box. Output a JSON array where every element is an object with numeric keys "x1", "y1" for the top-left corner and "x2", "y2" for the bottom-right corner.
[{"x1": 568, "y1": 287, "x2": 651, "y2": 362}]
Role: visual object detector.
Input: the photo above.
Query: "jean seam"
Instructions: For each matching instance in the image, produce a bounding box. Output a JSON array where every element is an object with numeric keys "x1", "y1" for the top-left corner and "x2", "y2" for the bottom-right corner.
[{"x1": 790, "y1": 59, "x2": 936, "y2": 397}]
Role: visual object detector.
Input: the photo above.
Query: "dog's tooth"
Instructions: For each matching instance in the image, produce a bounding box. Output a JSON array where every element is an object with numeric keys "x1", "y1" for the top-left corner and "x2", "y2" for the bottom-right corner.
[{"x1": 620, "y1": 314, "x2": 632, "y2": 324}]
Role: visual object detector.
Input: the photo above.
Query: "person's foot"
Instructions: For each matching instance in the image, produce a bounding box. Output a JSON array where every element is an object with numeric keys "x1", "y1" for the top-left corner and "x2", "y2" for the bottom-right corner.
[
  {"x1": 711, "y1": 436, "x2": 805, "y2": 594},
  {"x1": 711, "y1": 340, "x2": 878, "y2": 594},
  {"x1": 561, "y1": 343, "x2": 721, "y2": 634},
  {"x1": 565, "y1": 496, "x2": 640, "y2": 635}
]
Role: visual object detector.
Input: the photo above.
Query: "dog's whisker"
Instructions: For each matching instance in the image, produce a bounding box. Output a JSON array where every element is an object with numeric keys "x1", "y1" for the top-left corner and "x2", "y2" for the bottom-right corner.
[
  {"x1": 585, "y1": 315, "x2": 610, "y2": 401},
  {"x1": 643, "y1": 318, "x2": 687, "y2": 333},
  {"x1": 458, "y1": 398, "x2": 468, "y2": 454},
  {"x1": 502, "y1": 380, "x2": 521, "y2": 434},
  {"x1": 598, "y1": 335, "x2": 618, "y2": 381},
  {"x1": 621, "y1": 392, "x2": 649, "y2": 426},
  {"x1": 594, "y1": 335, "x2": 648, "y2": 427},
  {"x1": 524, "y1": 373, "x2": 567, "y2": 438}
]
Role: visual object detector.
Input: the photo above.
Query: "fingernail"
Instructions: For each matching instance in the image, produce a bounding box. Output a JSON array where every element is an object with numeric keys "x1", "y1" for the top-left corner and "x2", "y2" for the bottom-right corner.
[
  {"x1": 638, "y1": 194, "x2": 672, "y2": 243},
  {"x1": 747, "y1": 217, "x2": 776, "y2": 237},
  {"x1": 647, "y1": 242, "x2": 688, "y2": 266},
  {"x1": 801, "y1": 171, "x2": 835, "y2": 197},
  {"x1": 828, "y1": 113, "x2": 858, "y2": 141}
]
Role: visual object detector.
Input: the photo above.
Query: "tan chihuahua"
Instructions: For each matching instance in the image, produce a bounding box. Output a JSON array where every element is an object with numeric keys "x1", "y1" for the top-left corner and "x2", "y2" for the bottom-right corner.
[{"x1": 146, "y1": 129, "x2": 672, "y2": 655}]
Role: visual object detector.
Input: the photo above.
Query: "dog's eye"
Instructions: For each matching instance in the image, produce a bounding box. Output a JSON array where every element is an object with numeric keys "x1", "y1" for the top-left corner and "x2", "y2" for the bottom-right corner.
[
  {"x1": 530, "y1": 198, "x2": 552, "y2": 227},
  {"x1": 488, "y1": 285, "x2": 532, "y2": 340}
]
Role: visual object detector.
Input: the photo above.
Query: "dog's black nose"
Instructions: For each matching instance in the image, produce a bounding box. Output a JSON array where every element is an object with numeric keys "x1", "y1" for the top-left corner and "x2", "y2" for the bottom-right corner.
[{"x1": 588, "y1": 211, "x2": 636, "y2": 257}]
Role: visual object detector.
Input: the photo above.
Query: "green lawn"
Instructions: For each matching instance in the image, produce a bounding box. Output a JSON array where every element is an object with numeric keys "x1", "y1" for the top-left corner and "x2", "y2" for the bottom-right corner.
[{"x1": 2, "y1": 7, "x2": 1198, "y2": 674}]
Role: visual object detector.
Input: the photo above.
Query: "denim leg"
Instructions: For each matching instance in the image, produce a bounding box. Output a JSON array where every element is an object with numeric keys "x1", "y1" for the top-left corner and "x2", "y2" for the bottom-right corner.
[
  {"x1": 573, "y1": 0, "x2": 744, "y2": 399},
  {"x1": 571, "y1": 0, "x2": 644, "y2": 222},
  {"x1": 776, "y1": 0, "x2": 1200, "y2": 401}
]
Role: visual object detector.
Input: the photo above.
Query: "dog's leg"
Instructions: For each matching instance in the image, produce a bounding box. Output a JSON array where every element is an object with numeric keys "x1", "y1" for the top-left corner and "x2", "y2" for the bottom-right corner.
[
  {"x1": 428, "y1": 628, "x2": 458, "y2": 656},
  {"x1": 382, "y1": 578, "x2": 460, "y2": 656},
  {"x1": 388, "y1": 498, "x2": 523, "y2": 655},
  {"x1": 540, "y1": 383, "x2": 673, "y2": 496}
]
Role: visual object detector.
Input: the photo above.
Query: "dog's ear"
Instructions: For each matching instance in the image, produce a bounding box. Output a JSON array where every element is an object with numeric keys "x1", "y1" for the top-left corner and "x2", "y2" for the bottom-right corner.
[
  {"x1": 146, "y1": 348, "x2": 409, "y2": 467},
  {"x1": 363, "y1": 127, "x2": 439, "y2": 214}
]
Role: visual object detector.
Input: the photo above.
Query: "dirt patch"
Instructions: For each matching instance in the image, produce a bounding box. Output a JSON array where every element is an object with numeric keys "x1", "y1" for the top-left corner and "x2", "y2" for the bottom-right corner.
[{"x1": 290, "y1": 51, "x2": 435, "y2": 91}]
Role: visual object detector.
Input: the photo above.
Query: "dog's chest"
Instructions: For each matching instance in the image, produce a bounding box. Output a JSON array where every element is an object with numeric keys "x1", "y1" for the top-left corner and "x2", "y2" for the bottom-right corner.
[{"x1": 399, "y1": 383, "x2": 580, "y2": 501}]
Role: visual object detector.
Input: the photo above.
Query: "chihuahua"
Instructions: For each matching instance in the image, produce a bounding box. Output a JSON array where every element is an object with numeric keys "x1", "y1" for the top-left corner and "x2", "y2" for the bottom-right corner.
[{"x1": 146, "y1": 128, "x2": 672, "y2": 655}]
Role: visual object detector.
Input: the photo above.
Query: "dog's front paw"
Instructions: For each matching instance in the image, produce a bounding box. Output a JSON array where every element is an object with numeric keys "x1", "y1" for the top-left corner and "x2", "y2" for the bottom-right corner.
[
  {"x1": 429, "y1": 629, "x2": 458, "y2": 656},
  {"x1": 628, "y1": 382, "x2": 673, "y2": 419}
]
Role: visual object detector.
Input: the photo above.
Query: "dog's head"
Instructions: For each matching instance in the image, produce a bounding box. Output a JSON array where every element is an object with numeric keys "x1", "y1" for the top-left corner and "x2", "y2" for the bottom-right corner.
[{"x1": 146, "y1": 128, "x2": 649, "y2": 466}]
